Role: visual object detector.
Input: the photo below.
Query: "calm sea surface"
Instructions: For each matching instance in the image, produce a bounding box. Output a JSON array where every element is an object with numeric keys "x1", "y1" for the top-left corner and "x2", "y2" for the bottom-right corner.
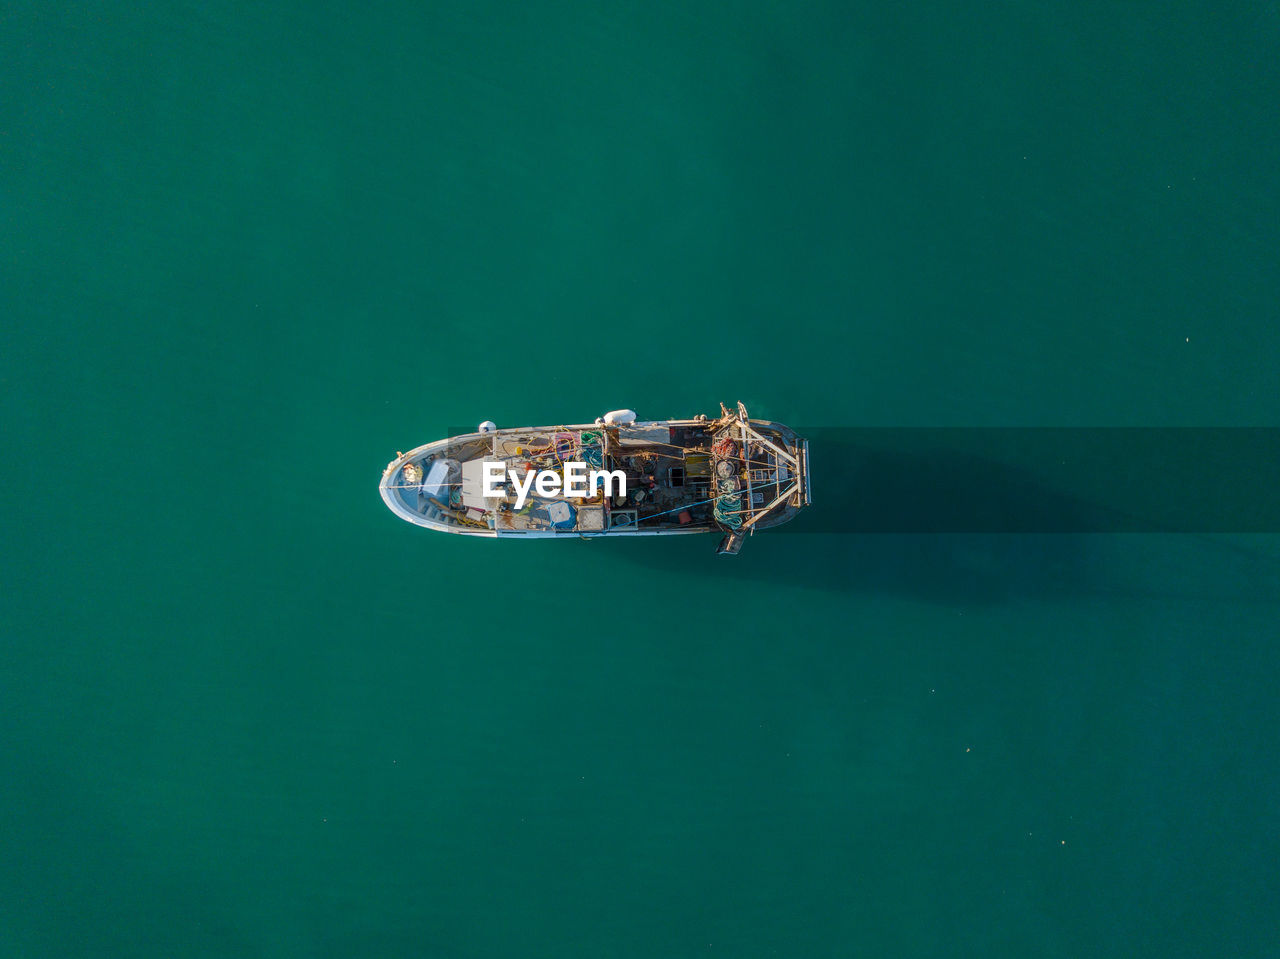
[{"x1": 4, "y1": 2, "x2": 1278, "y2": 956}]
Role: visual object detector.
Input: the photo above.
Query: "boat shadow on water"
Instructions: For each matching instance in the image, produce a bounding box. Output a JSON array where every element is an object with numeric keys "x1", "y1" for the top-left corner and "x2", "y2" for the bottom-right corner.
[{"x1": 615, "y1": 436, "x2": 1280, "y2": 607}]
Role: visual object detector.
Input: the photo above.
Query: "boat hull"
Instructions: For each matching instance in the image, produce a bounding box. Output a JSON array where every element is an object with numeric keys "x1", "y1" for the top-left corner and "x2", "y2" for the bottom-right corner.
[{"x1": 380, "y1": 411, "x2": 809, "y2": 545}]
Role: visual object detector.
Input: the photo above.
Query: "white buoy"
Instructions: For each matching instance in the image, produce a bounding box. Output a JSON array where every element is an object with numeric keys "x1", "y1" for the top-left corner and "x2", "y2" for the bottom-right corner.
[
  {"x1": 478, "y1": 420, "x2": 497, "y2": 433},
  {"x1": 601, "y1": 409, "x2": 637, "y2": 426}
]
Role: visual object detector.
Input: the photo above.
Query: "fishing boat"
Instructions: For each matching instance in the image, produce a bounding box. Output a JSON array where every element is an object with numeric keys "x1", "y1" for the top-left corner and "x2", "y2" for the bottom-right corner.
[{"x1": 379, "y1": 403, "x2": 811, "y2": 554}]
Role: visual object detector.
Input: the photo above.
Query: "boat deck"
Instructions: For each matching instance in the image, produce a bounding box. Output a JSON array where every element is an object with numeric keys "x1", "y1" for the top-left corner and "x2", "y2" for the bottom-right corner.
[{"x1": 379, "y1": 407, "x2": 809, "y2": 546}]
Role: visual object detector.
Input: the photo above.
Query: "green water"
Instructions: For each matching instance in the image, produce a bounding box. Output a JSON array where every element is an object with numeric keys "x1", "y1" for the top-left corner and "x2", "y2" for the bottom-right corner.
[{"x1": 4, "y1": 2, "x2": 1279, "y2": 955}]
